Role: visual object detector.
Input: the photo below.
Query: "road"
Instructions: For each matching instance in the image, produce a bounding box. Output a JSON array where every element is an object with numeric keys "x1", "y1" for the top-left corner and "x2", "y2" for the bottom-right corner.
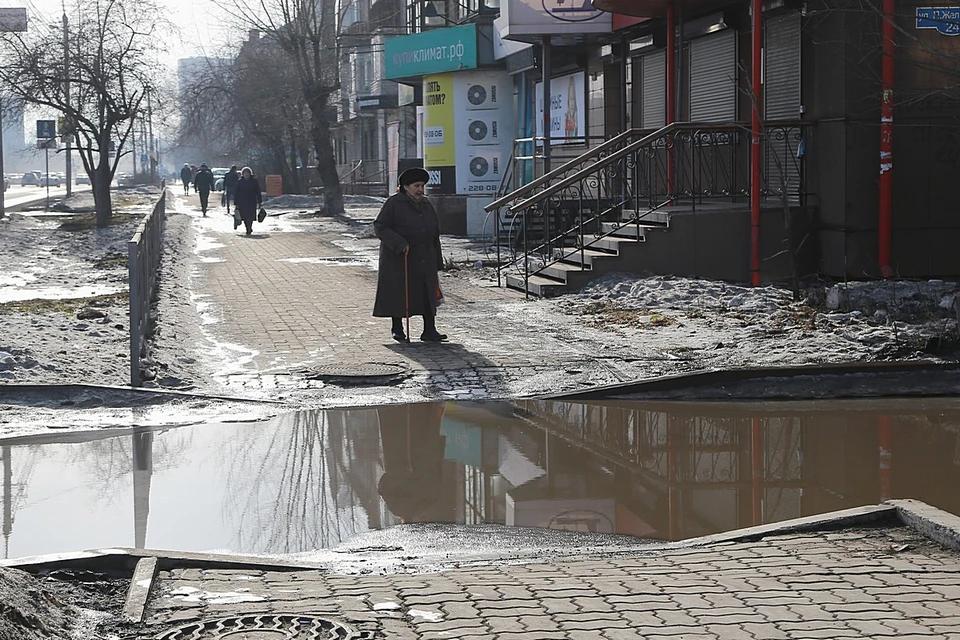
[{"x1": 1, "y1": 184, "x2": 92, "y2": 212}]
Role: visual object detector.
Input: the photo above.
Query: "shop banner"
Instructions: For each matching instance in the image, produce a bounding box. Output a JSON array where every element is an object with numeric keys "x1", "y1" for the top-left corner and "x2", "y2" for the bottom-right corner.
[
  {"x1": 535, "y1": 71, "x2": 585, "y2": 145},
  {"x1": 385, "y1": 24, "x2": 478, "y2": 80},
  {"x1": 422, "y1": 70, "x2": 515, "y2": 195}
]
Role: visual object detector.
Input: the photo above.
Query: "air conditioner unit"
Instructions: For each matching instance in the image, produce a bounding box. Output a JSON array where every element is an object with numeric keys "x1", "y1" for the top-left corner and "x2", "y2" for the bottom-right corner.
[
  {"x1": 466, "y1": 151, "x2": 502, "y2": 182},
  {"x1": 465, "y1": 115, "x2": 500, "y2": 145},
  {"x1": 465, "y1": 82, "x2": 500, "y2": 109}
]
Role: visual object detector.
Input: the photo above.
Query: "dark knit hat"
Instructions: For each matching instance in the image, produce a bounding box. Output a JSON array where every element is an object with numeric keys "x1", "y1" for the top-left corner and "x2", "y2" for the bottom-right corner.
[{"x1": 398, "y1": 167, "x2": 429, "y2": 186}]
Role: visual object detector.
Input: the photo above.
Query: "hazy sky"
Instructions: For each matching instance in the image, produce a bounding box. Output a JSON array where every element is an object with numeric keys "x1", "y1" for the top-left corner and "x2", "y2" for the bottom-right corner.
[{"x1": 9, "y1": 0, "x2": 230, "y2": 67}]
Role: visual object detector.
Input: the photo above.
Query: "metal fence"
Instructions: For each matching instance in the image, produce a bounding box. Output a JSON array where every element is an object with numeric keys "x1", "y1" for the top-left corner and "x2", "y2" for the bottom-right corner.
[{"x1": 128, "y1": 190, "x2": 166, "y2": 387}]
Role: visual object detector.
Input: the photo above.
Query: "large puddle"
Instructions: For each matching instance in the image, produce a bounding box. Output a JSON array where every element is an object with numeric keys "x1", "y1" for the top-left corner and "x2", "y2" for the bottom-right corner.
[{"x1": 2, "y1": 397, "x2": 959, "y2": 558}]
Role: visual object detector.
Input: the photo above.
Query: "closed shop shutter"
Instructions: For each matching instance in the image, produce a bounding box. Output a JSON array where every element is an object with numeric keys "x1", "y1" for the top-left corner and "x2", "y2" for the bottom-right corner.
[
  {"x1": 764, "y1": 13, "x2": 801, "y2": 119},
  {"x1": 689, "y1": 29, "x2": 737, "y2": 122},
  {"x1": 764, "y1": 12, "x2": 802, "y2": 203},
  {"x1": 641, "y1": 51, "x2": 666, "y2": 129}
]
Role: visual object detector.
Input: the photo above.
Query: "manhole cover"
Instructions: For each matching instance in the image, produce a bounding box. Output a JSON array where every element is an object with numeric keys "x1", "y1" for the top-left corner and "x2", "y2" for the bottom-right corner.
[
  {"x1": 155, "y1": 614, "x2": 368, "y2": 640},
  {"x1": 293, "y1": 363, "x2": 409, "y2": 385}
]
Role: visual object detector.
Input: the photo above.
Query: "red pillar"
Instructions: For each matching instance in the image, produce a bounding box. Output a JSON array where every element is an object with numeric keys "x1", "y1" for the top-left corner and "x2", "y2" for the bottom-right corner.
[
  {"x1": 878, "y1": 415, "x2": 893, "y2": 501},
  {"x1": 751, "y1": 417, "x2": 763, "y2": 525},
  {"x1": 750, "y1": 0, "x2": 763, "y2": 286},
  {"x1": 666, "y1": 3, "x2": 676, "y2": 197},
  {"x1": 878, "y1": 0, "x2": 895, "y2": 278}
]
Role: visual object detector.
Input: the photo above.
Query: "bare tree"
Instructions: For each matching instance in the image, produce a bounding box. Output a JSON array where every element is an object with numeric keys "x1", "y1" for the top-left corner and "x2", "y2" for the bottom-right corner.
[
  {"x1": 0, "y1": 0, "x2": 169, "y2": 226},
  {"x1": 178, "y1": 41, "x2": 314, "y2": 192},
  {"x1": 226, "y1": 0, "x2": 346, "y2": 214}
]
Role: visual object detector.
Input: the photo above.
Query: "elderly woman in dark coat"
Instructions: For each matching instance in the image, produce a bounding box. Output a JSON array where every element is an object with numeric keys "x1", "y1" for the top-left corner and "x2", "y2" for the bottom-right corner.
[
  {"x1": 373, "y1": 168, "x2": 446, "y2": 342},
  {"x1": 233, "y1": 166, "x2": 262, "y2": 235}
]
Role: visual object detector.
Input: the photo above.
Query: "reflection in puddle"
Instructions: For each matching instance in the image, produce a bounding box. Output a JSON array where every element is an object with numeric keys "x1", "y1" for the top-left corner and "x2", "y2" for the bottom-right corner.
[{"x1": 2, "y1": 398, "x2": 959, "y2": 558}]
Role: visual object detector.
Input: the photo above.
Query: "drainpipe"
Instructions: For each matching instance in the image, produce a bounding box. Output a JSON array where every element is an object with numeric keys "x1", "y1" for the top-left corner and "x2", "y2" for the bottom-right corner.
[
  {"x1": 666, "y1": 3, "x2": 676, "y2": 198},
  {"x1": 879, "y1": 0, "x2": 895, "y2": 278},
  {"x1": 750, "y1": 0, "x2": 763, "y2": 286}
]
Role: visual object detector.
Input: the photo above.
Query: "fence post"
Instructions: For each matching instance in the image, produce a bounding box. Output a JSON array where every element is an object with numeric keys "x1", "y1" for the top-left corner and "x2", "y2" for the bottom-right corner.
[{"x1": 129, "y1": 234, "x2": 141, "y2": 387}]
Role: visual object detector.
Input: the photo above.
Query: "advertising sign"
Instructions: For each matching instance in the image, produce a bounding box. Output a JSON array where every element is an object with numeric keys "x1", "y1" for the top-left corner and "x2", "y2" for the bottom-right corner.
[
  {"x1": 916, "y1": 7, "x2": 960, "y2": 35},
  {"x1": 535, "y1": 71, "x2": 586, "y2": 145},
  {"x1": 385, "y1": 24, "x2": 478, "y2": 80},
  {"x1": 499, "y1": 0, "x2": 611, "y2": 40},
  {"x1": 36, "y1": 120, "x2": 56, "y2": 140},
  {"x1": 265, "y1": 174, "x2": 283, "y2": 196},
  {"x1": 422, "y1": 70, "x2": 515, "y2": 195}
]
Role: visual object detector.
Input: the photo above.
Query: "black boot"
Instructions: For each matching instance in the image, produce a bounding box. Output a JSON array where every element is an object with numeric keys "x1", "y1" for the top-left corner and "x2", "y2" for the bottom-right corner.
[
  {"x1": 391, "y1": 317, "x2": 408, "y2": 342},
  {"x1": 420, "y1": 314, "x2": 447, "y2": 342}
]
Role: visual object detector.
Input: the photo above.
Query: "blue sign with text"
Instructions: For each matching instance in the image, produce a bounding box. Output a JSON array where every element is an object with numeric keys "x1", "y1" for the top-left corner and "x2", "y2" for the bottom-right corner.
[
  {"x1": 916, "y1": 7, "x2": 960, "y2": 35},
  {"x1": 385, "y1": 24, "x2": 477, "y2": 79},
  {"x1": 36, "y1": 120, "x2": 56, "y2": 139}
]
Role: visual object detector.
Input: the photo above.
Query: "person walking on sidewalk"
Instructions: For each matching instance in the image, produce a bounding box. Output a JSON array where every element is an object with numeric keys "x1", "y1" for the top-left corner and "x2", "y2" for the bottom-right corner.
[
  {"x1": 372, "y1": 167, "x2": 447, "y2": 343},
  {"x1": 222, "y1": 165, "x2": 240, "y2": 217},
  {"x1": 193, "y1": 164, "x2": 215, "y2": 216},
  {"x1": 233, "y1": 166, "x2": 262, "y2": 235},
  {"x1": 180, "y1": 164, "x2": 192, "y2": 194}
]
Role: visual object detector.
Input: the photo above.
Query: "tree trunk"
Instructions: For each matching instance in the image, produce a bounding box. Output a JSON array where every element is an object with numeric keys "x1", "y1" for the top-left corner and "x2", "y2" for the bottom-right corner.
[
  {"x1": 94, "y1": 133, "x2": 113, "y2": 227},
  {"x1": 311, "y1": 106, "x2": 344, "y2": 215}
]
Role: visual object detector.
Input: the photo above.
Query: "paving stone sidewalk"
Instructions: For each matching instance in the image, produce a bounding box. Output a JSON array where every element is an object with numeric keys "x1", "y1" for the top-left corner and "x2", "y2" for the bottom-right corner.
[
  {"x1": 185, "y1": 205, "x2": 648, "y2": 404},
  {"x1": 140, "y1": 522, "x2": 960, "y2": 639}
]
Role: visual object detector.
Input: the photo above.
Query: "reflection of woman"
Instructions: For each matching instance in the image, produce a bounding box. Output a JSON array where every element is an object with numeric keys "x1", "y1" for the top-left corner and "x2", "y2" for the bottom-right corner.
[
  {"x1": 377, "y1": 403, "x2": 446, "y2": 523},
  {"x1": 564, "y1": 77, "x2": 578, "y2": 138}
]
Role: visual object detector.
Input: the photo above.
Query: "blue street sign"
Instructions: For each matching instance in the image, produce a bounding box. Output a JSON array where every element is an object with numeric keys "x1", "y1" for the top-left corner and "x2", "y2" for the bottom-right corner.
[
  {"x1": 141, "y1": 153, "x2": 148, "y2": 164},
  {"x1": 36, "y1": 120, "x2": 56, "y2": 139},
  {"x1": 916, "y1": 7, "x2": 960, "y2": 36}
]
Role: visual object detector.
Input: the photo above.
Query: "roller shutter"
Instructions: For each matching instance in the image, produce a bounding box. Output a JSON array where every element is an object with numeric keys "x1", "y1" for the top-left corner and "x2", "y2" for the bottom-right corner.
[
  {"x1": 689, "y1": 29, "x2": 737, "y2": 122},
  {"x1": 764, "y1": 13, "x2": 802, "y2": 203},
  {"x1": 641, "y1": 51, "x2": 666, "y2": 129},
  {"x1": 764, "y1": 13, "x2": 801, "y2": 119}
]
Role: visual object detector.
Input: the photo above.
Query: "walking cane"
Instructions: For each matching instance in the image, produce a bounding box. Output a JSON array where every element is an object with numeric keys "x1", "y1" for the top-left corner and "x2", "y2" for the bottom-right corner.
[{"x1": 404, "y1": 249, "x2": 411, "y2": 342}]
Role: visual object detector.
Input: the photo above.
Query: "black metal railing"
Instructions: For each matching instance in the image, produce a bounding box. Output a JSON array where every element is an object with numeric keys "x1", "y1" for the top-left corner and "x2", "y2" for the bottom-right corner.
[{"x1": 486, "y1": 121, "x2": 812, "y2": 293}]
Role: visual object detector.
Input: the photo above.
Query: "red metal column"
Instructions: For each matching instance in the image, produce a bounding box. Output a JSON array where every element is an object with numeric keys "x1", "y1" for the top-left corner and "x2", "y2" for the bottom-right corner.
[
  {"x1": 750, "y1": 0, "x2": 763, "y2": 286},
  {"x1": 666, "y1": 3, "x2": 676, "y2": 197},
  {"x1": 878, "y1": 415, "x2": 893, "y2": 501},
  {"x1": 667, "y1": 414, "x2": 680, "y2": 540},
  {"x1": 751, "y1": 417, "x2": 763, "y2": 525},
  {"x1": 879, "y1": 0, "x2": 895, "y2": 278}
]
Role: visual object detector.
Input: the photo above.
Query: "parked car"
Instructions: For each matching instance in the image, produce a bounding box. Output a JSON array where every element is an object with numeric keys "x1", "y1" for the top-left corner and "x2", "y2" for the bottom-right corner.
[
  {"x1": 40, "y1": 173, "x2": 61, "y2": 187},
  {"x1": 212, "y1": 167, "x2": 229, "y2": 191},
  {"x1": 116, "y1": 173, "x2": 134, "y2": 186},
  {"x1": 75, "y1": 174, "x2": 91, "y2": 185},
  {"x1": 21, "y1": 171, "x2": 42, "y2": 186}
]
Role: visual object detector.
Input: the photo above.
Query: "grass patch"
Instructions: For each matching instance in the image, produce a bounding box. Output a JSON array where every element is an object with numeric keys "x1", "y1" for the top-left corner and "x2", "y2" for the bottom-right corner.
[
  {"x1": 57, "y1": 210, "x2": 143, "y2": 231},
  {"x1": 0, "y1": 292, "x2": 128, "y2": 314}
]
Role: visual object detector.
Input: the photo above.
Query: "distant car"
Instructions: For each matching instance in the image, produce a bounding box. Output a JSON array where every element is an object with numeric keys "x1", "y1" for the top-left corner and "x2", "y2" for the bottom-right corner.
[
  {"x1": 75, "y1": 174, "x2": 91, "y2": 185},
  {"x1": 116, "y1": 173, "x2": 134, "y2": 186},
  {"x1": 21, "y1": 171, "x2": 42, "y2": 186},
  {"x1": 212, "y1": 167, "x2": 229, "y2": 191},
  {"x1": 40, "y1": 173, "x2": 61, "y2": 187},
  {"x1": 2, "y1": 175, "x2": 9, "y2": 191}
]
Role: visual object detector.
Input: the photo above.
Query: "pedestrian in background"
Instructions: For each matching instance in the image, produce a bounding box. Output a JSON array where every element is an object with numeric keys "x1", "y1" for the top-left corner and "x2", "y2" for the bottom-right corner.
[
  {"x1": 179, "y1": 163, "x2": 191, "y2": 194},
  {"x1": 193, "y1": 164, "x2": 215, "y2": 216},
  {"x1": 233, "y1": 166, "x2": 262, "y2": 235},
  {"x1": 222, "y1": 165, "x2": 240, "y2": 219},
  {"x1": 372, "y1": 167, "x2": 447, "y2": 342}
]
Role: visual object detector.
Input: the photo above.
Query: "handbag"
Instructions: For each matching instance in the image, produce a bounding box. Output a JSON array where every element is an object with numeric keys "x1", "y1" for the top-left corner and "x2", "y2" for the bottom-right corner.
[{"x1": 257, "y1": 207, "x2": 267, "y2": 223}]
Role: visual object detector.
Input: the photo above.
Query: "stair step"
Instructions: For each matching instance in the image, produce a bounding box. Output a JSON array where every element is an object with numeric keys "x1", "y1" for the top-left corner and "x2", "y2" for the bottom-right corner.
[
  {"x1": 553, "y1": 247, "x2": 617, "y2": 267},
  {"x1": 505, "y1": 273, "x2": 567, "y2": 297},
  {"x1": 538, "y1": 260, "x2": 590, "y2": 282}
]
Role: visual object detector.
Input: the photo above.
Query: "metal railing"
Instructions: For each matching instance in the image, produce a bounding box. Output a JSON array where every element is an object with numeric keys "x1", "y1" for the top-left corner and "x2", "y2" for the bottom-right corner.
[
  {"x1": 488, "y1": 121, "x2": 811, "y2": 294},
  {"x1": 128, "y1": 190, "x2": 166, "y2": 386}
]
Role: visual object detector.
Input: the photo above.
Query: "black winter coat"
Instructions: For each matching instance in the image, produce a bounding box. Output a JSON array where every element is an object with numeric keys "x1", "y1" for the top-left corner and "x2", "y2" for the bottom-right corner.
[
  {"x1": 180, "y1": 167, "x2": 192, "y2": 184},
  {"x1": 234, "y1": 176, "x2": 262, "y2": 223},
  {"x1": 193, "y1": 168, "x2": 215, "y2": 192},
  {"x1": 223, "y1": 169, "x2": 240, "y2": 190},
  {"x1": 372, "y1": 191, "x2": 443, "y2": 318}
]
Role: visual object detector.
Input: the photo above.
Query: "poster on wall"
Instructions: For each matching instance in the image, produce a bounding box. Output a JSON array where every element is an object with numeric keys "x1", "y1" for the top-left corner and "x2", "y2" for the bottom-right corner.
[
  {"x1": 535, "y1": 71, "x2": 585, "y2": 145},
  {"x1": 422, "y1": 70, "x2": 515, "y2": 195},
  {"x1": 387, "y1": 122, "x2": 400, "y2": 191}
]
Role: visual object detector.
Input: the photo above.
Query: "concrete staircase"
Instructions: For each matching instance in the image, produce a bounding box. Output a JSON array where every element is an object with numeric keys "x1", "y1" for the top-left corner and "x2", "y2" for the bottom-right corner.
[{"x1": 504, "y1": 210, "x2": 671, "y2": 297}]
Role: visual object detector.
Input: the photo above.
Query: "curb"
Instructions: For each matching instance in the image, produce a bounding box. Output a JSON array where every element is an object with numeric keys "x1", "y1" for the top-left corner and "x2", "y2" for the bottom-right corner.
[
  {"x1": 0, "y1": 383, "x2": 286, "y2": 406},
  {"x1": 888, "y1": 498, "x2": 960, "y2": 551},
  {"x1": 539, "y1": 359, "x2": 960, "y2": 401}
]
